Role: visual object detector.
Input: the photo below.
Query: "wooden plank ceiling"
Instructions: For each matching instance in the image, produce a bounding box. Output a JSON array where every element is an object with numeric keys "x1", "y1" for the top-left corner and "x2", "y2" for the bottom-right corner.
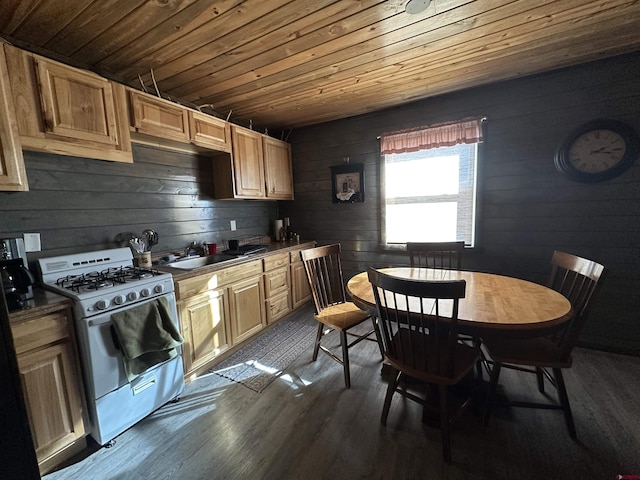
[{"x1": 1, "y1": 0, "x2": 640, "y2": 132}]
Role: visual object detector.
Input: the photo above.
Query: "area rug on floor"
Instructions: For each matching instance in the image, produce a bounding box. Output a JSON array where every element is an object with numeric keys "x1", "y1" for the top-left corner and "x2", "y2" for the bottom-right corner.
[{"x1": 210, "y1": 318, "x2": 317, "y2": 392}]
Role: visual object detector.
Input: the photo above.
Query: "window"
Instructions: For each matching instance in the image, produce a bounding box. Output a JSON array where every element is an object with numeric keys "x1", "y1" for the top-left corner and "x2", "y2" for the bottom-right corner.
[{"x1": 380, "y1": 118, "x2": 483, "y2": 247}]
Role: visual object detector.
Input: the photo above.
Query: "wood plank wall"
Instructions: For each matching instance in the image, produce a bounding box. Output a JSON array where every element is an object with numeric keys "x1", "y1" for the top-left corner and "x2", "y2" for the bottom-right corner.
[
  {"x1": 0, "y1": 143, "x2": 276, "y2": 260},
  {"x1": 281, "y1": 51, "x2": 640, "y2": 355}
]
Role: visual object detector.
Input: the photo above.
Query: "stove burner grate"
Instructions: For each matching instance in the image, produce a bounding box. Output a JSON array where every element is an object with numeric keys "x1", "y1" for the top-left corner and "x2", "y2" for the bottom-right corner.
[{"x1": 55, "y1": 266, "x2": 161, "y2": 293}]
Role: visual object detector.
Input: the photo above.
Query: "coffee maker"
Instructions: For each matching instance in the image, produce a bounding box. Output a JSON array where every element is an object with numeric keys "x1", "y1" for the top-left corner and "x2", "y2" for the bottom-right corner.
[{"x1": 0, "y1": 238, "x2": 35, "y2": 311}]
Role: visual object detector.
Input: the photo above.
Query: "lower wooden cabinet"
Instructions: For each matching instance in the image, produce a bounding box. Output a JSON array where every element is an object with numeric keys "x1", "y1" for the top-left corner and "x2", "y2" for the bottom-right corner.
[
  {"x1": 11, "y1": 306, "x2": 88, "y2": 475},
  {"x1": 178, "y1": 287, "x2": 231, "y2": 375},
  {"x1": 228, "y1": 275, "x2": 266, "y2": 344},
  {"x1": 290, "y1": 248, "x2": 313, "y2": 309},
  {"x1": 176, "y1": 259, "x2": 266, "y2": 378},
  {"x1": 263, "y1": 252, "x2": 291, "y2": 324},
  {"x1": 174, "y1": 243, "x2": 314, "y2": 379}
]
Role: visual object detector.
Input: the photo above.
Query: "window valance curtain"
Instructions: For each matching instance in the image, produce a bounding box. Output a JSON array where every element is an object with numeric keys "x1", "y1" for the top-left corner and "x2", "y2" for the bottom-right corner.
[{"x1": 380, "y1": 117, "x2": 485, "y2": 155}]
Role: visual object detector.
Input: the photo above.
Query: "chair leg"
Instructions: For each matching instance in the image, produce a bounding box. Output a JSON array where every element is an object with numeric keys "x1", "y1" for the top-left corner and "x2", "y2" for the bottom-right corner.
[
  {"x1": 536, "y1": 367, "x2": 545, "y2": 393},
  {"x1": 483, "y1": 362, "x2": 502, "y2": 426},
  {"x1": 381, "y1": 368, "x2": 400, "y2": 426},
  {"x1": 312, "y1": 322, "x2": 323, "y2": 361},
  {"x1": 371, "y1": 316, "x2": 385, "y2": 361},
  {"x1": 553, "y1": 368, "x2": 576, "y2": 439},
  {"x1": 341, "y1": 330, "x2": 351, "y2": 388},
  {"x1": 438, "y1": 385, "x2": 452, "y2": 463},
  {"x1": 474, "y1": 337, "x2": 483, "y2": 381}
]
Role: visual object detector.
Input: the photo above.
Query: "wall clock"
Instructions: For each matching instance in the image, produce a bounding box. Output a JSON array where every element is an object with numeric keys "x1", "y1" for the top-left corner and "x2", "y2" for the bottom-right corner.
[{"x1": 554, "y1": 119, "x2": 640, "y2": 183}]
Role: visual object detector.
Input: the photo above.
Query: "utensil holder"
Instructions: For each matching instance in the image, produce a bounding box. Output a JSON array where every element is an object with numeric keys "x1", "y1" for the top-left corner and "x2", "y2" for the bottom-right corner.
[{"x1": 135, "y1": 251, "x2": 152, "y2": 268}]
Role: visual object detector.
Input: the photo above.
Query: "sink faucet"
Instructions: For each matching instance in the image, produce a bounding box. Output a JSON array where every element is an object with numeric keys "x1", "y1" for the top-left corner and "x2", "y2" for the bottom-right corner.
[{"x1": 184, "y1": 241, "x2": 204, "y2": 257}]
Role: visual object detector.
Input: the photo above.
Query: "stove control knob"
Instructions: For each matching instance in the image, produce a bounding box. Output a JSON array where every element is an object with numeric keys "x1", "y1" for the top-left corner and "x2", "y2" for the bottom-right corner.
[
  {"x1": 140, "y1": 288, "x2": 151, "y2": 297},
  {"x1": 113, "y1": 295, "x2": 126, "y2": 305},
  {"x1": 96, "y1": 299, "x2": 110, "y2": 310},
  {"x1": 154, "y1": 284, "x2": 165, "y2": 294},
  {"x1": 127, "y1": 291, "x2": 139, "y2": 302}
]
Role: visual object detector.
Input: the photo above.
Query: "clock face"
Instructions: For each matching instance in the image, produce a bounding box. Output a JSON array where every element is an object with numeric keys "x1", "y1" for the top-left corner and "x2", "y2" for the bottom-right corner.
[
  {"x1": 555, "y1": 119, "x2": 640, "y2": 183},
  {"x1": 567, "y1": 129, "x2": 626, "y2": 173}
]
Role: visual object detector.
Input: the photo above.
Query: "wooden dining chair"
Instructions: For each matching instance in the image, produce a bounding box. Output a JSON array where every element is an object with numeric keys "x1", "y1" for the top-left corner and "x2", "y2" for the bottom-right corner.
[
  {"x1": 367, "y1": 267, "x2": 480, "y2": 463},
  {"x1": 482, "y1": 250, "x2": 606, "y2": 439},
  {"x1": 407, "y1": 241, "x2": 483, "y2": 372},
  {"x1": 300, "y1": 244, "x2": 383, "y2": 388},
  {"x1": 407, "y1": 241, "x2": 465, "y2": 270}
]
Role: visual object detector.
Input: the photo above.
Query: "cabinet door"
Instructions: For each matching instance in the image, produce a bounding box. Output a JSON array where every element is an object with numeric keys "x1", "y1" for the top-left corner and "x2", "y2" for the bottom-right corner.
[
  {"x1": 3, "y1": 44, "x2": 132, "y2": 163},
  {"x1": 0, "y1": 45, "x2": 28, "y2": 191},
  {"x1": 230, "y1": 125, "x2": 265, "y2": 198},
  {"x1": 189, "y1": 111, "x2": 231, "y2": 152},
  {"x1": 17, "y1": 339, "x2": 86, "y2": 465},
  {"x1": 228, "y1": 275, "x2": 266, "y2": 344},
  {"x1": 179, "y1": 289, "x2": 230, "y2": 375},
  {"x1": 291, "y1": 260, "x2": 312, "y2": 309},
  {"x1": 129, "y1": 90, "x2": 190, "y2": 143},
  {"x1": 35, "y1": 58, "x2": 120, "y2": 146},
  {"x1": 263, "y1": 136, "x2": 294, "y2": 200}
]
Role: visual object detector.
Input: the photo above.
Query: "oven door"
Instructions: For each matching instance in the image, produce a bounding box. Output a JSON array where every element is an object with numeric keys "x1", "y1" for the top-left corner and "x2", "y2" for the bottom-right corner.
[{"x1": 76, "y1": 292, "x2": 181, "y2": 400}]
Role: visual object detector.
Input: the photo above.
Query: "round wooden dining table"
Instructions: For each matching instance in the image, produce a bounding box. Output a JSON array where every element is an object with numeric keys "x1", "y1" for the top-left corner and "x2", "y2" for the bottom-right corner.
[{"x1": 346, "y1": 267, "x2": 573, "y2": 338}]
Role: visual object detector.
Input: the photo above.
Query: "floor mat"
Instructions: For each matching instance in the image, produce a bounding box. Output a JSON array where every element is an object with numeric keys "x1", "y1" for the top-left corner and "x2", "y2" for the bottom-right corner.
[{"x1": 211, "y1": 317, "x2": 317, "y2": 392}]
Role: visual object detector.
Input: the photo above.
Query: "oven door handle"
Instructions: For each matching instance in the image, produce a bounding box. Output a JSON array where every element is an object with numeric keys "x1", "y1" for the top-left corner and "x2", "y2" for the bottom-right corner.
[{"x1": 110, "y1": 325, "x2": 122, "y2": 352}]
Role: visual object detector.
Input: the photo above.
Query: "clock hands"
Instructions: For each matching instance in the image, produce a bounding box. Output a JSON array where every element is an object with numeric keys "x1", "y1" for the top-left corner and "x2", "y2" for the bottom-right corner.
[{"x1": 590, "y1": 145, "x2": 622, "y2": 155}]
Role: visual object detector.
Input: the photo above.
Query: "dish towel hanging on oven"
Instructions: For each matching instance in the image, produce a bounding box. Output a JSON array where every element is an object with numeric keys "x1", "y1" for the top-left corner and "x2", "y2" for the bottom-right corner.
[{"x1": 111, "y1": 297, "x2": 184, "y2": 382}]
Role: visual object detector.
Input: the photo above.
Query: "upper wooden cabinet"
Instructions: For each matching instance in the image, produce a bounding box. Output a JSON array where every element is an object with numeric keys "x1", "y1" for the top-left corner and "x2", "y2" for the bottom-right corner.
[
  {"x1": 3, "y1": 43, "x2": 132, "y2": 163},
  {"x1": 0, "y1": 43, "x2": 291, "y2": 193},
  {"x1": 213, "y1": 126, "x2": 293, "y2": 200},
  {"x1": 231, "y1": 125, "x2": 266, "y2": 198},
  {"x1": 128, "y1": 90, "x2": 189, "y2": 143},
  {"x1": 263, "y1": 136, "x2": 293, "y2": 200},
  {"x1": 127, "y1": 88, "x2": 232, "y2": 154},
  {"x1": 213, "y1": 125, "x2": 266, "y2": 200},
  {"x1": 0, "y1": 45, "x2": 28, "y2": 191},
  {"x1": 189, "y1": 111, "x2": 231, "y2": 153}
]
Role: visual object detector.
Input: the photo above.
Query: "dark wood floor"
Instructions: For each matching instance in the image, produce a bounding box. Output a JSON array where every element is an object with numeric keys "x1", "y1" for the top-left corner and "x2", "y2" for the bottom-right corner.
[{"x1": 45, "y1": 303, "x2": 640, "y2": 480}]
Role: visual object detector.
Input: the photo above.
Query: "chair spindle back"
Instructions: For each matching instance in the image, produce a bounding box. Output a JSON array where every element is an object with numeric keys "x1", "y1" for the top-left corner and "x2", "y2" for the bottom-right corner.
[
  {"x1": 300, "y1": 244, "x2": 347, "y2": 315},
  {"x1": 546, "y1": 250, "x2": 606, "y2": 359},
  {"x1": 407, "y1": 241, "x2": 465, "y2": 270},
  {"x1": 368, "y1": 267, "x2": 466, "y2": 379}
]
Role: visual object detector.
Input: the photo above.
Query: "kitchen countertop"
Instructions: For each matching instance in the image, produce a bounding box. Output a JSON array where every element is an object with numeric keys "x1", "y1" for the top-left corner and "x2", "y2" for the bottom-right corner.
[
  {"x1": 6, "y1": 241, "x2": 316, "y2": 321},
  {"x1": 155, "y1": 240, "x2": 316, "y2": 280},
  {"x1": 8, "y1": 288, "x2": 73, "y2": 324}
]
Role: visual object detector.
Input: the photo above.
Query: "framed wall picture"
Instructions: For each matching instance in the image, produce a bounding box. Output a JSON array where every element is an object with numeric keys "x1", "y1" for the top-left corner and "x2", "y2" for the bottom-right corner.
[{"x1": 331, "y1": 163, "x2": 365, "y2": 203}]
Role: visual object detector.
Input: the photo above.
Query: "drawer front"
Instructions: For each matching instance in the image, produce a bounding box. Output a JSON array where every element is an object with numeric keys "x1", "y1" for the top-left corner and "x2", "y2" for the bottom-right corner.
[
  {"x1": 263, "y1": 252, "x2": 289, "y2": 271},
  {"x1": 175, "y1": 260, "x2": 263, "y2": 299},
  {"x1": 266, "y1": 290, "x2": 291, "y2": 324},
  {"x1": 12, "y1": 309, "x2": 71, "y2": 356},
  {"x1": 264, "y1": 266, "x2": 289, "y2": 297}
]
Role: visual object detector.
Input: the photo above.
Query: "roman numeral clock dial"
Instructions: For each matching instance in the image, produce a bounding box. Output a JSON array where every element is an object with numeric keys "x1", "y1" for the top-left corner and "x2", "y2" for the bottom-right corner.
[{"x1": 555, "y1": 119, "x2": 640, "y2": 183}]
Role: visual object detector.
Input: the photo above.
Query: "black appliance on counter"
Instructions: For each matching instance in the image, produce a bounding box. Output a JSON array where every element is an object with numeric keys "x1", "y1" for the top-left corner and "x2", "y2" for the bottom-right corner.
[
  {"x1": 0, "y1": 238, "x2": 35, "y2": 311},
  {"x1": 225, "y1": 243, "x2": 269, "y2": 256}
]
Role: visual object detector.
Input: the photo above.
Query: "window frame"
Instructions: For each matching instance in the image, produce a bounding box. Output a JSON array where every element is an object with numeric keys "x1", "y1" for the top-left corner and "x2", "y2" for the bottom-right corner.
[{"x1": 378, "y1": 120, "x2": 485, "y2": 250}]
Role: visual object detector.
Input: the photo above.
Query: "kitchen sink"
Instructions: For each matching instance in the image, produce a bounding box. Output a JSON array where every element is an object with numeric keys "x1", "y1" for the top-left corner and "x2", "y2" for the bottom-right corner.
[{"x1": 162, "y1": 253, "x2": 242, "y2": 270}]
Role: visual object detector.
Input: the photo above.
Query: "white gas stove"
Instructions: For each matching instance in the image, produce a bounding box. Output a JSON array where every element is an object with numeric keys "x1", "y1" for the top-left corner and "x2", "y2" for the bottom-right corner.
[
  {"x1": 37, "y1": 247, "x2": 184, "y2": 446},
  {"x1": 38, "y1": 247, "x2": 174, "y2": 319}
]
